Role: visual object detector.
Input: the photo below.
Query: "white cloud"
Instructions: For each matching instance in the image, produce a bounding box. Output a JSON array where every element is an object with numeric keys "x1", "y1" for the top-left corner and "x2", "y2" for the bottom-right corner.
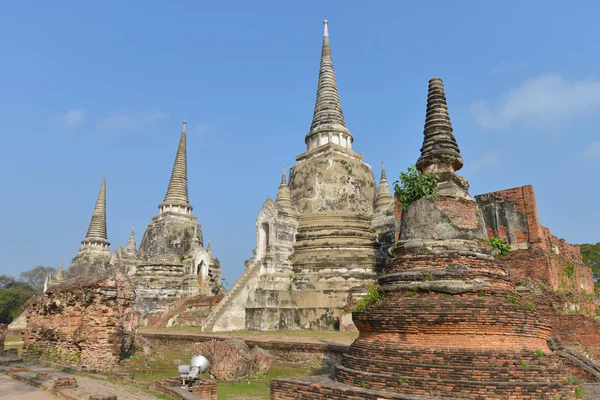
[
  {"x1": 103, "y1": 109, "x2": 167, "y2": 129},
  {"x1": 57, "y1": 108, "x2": 85, "y2": 127},
  {"x1": 472, "y1": 74, "x2": 600, "y2": 130},
  {"x1": 584, "y1": 141, "x2": 600, "y2": 159}
]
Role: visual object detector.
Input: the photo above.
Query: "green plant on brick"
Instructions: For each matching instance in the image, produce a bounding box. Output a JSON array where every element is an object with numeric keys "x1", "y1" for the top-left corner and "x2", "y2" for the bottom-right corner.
[
  {"x1": 575, "y1": 385, "x2": 586, "y2": 398},
  {"x1": 565, "y1": 261, "x2": 575, "y2": 279},
  {"x1": 488, "y1": 237, "x2": 511, "y2": 257},
  {"x1": 520, "y1": 361, "x2": 528, "y2": 369},
  {"x1": 393, "y1": 165, "x2": 439, "y2": 210},
  {"x1": 534, "y1": 349, "x2": 544, "y2": 358},
  {"x1": 520, "y1": 301, "x2": 535, "y2": 310},
  {"x1": 352, "y1": 285, "x2": 385, "y2": 312}
]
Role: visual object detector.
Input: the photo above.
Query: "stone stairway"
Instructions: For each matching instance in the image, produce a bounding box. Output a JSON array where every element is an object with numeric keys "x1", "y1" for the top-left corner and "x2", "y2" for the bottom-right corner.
[
  {"x1": 557, "y1": 348, "x2": 600, "y2": 382},
  {"x1": 201, "y1": 259, "x2": 261, "y2": 332}
]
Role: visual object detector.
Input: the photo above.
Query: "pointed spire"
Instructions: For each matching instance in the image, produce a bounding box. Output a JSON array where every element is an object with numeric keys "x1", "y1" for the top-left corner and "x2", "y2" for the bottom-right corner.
[
  {"x1": 280, "y1": 166, "x2": 287, "y2": 185},
  {"x1": 160, "y1": 121, "x2": 192, "y2": 212},
  {"x1": 82, "y1": 174, "x2": 110, "y2": 247},
  {"x1": 375, "y1": 161, "x2": 393, "y2": 211},
  {"x1": 380, "y1": 161, "x2": 387, "y2": 181},
  {"x1": 125, "y1": 225, "x2": 137, "y2": 253},
  {"x1": 276, "y1": 167, "x2": 294, "y2": 211},
  {"x1": 206, "y1": 238, "x2": 213, "y2": 258},
  {"x1": 306, "y1": 19, "x2": 352, "y2": 148},
  {"x1": 416, "y1": 78, "x2": 463, "y2": 173},
  {"x1": 189, "y1": 223, "x2": 201, "y2": 253},
  {"x1": 55, "y1": 261, "x2": 64, "y2": 280}
]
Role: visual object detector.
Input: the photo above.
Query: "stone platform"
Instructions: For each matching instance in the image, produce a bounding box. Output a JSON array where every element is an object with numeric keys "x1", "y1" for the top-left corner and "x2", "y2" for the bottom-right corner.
[{"x1": 271, "y1": 375, "x2": 452, "y2": 400}]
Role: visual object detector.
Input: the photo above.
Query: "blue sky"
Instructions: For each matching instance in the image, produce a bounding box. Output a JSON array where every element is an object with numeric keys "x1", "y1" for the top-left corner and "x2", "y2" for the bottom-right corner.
[{"x1": 1, "y1": 1, "x2": 599, "y2": 287}]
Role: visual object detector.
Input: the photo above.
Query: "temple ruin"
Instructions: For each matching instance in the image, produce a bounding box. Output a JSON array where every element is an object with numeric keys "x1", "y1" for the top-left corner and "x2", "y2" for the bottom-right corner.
[
  {"x1": 271, "y1": 78, "x2": 578, "y2": 399},
  {"x1": 201, "y1": 19, "x2": 395, "y2": 333},
  {"x1": 43, "y1": 121, "x2": 223, "y2": 327}
]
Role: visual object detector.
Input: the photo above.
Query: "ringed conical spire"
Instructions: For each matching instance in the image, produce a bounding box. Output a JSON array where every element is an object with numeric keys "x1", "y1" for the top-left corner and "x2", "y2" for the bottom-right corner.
[
  {"x1": 160, "y1": 121, "x2": 192, "y2": 212},
  {"x1": 375, "y1": 161, "x2": 393, "y2": 211},
  {"x1": 416, "y1": 78, "x2": 463, "y2": 173},
  {"x1": 276, "y1": 166, "x2": 294, "y2": 211},
  {"x1": 82, "y1": 174, "x2": 109, "y2": 247},
  {"x1": 55, "y1": 261, "x2": 64, "y2": 280},
  {"x1": 305, "y1": 20, "x2": 352, "y2": 150},
  {"x1": 125, "y1": 225, "x2": 137, "y2": 253}
]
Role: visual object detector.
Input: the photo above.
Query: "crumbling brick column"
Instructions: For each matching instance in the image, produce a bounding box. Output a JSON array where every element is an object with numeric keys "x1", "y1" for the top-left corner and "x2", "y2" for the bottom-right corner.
[{"x1": 190, "y1": 380, "x2": 217, "y2": 400}]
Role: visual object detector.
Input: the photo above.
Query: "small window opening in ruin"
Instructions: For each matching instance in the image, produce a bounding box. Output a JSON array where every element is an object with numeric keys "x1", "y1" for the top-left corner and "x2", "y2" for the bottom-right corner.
[{"x1": 198, "y1": 261, "x2": 206, "y2": 278}]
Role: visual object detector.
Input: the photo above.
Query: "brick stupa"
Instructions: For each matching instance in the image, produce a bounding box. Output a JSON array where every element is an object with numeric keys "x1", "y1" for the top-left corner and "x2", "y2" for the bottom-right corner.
[{"x1": 271, "y1": 78, "x2": 576, "y2": 399}]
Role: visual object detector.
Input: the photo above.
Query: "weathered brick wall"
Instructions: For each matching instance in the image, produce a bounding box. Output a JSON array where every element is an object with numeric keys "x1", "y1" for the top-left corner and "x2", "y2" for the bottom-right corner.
[
  {"x1": 22, "y1": 266, "x2": 138, "y2": 370},
  {"x1": 146, "y1": 294, "x2": 223, "y2": 328},
  {"x1": 142, "y1": 332, "x2": 347, "y2": 365},
  {"x1": 476, "y1": 185, "x2": 544, "y2": 250},
  {"x1": 519, "y1": 291, "x2": 600, "y2": 360},
  {"x1": 476, "y1": 185, "x2": 594, "y2": 293}
]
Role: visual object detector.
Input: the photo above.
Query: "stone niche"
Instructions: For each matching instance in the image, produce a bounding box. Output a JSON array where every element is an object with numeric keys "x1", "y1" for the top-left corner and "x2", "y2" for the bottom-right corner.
[{"x1": 22, "y1": 265, "x2": 138, "y2": 370}]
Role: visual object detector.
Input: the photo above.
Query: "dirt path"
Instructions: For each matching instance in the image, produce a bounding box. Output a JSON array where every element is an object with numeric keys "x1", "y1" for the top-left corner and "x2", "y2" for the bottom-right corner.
[{"x1": 0, "y1": 373, "x2": 57, "y2": 400}]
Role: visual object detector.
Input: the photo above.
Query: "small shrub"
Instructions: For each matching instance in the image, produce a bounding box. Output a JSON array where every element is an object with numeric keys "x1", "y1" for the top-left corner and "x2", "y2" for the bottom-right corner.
[
  {"x1": 398, "y1": 378, "x2": 404, "y2": 385},
  {"x1": 534, "y1": 349, "x2": 544, "y2": 358},
  {"x1": 505, "y1": 295, "x2": 519, "y2": 304},
  {"x1": 417, "y1": 248, "x2": 430, "y2": 255},
  {"x1": 393, "y1": 165, "x2": 439, "y2": 210},
  {"x1": 575, "y1": 385, "x2": 586, "y2": 398},
  {"x1": 565, "y1": 262, "x2": 575, "y2": 279},
  {"x1": 352, "y1": 285, "x2": 385, "y2": 312},
  {"x1": 422, "y1": 273, "x2": 433, "y2": 281},
  {"x1": 477, "y1": 291, "x2": 487, "y2": 296},
  {"x1": 488, "y1": 237, "x2": 511, "y2": 257},
  {"x1": 520, "y1": 361, "x2": 528, "y2": 369},
  {"x1": 287, "y1": 255, "x2": 293, "y2": 262},
  {"x1": 520, "y1": 301, "x2": 535, "y2": 310}
]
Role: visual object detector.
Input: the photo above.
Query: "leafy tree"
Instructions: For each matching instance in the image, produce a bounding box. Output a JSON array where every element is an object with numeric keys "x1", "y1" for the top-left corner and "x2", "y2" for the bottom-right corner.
[
  {"x1": 579, "y1": 243, "x2": 600, "y2": 281},
  {"x1": 19, "y1": 265, "x2": 55, "y2": 293},
  {"x1": 393, "y1": 165, "x2": 439, "y2": 210},
  {"x1": 0, "y1": 275, "x2": 36, "y2": 324}
]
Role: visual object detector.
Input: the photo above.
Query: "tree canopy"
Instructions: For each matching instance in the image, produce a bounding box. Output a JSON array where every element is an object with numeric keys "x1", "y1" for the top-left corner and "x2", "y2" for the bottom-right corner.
[
  {"x1": 580, "y1": 242, "x2": 600, "y2": 281},
  {"x1": 0, "y1": 265, "x2": 56, "y2": 324},
  {"x1": 0, "y1": 275, "x2": 36, "y2": 324},
  {"x1": 20, "y1": 265, "x2": 56, "y2": 293}
]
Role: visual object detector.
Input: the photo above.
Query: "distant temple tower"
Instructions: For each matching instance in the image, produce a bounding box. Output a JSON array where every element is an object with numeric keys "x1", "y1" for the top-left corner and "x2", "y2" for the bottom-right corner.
[
  {"x1": 204, "y1": 20, "x2": 393, "y2": 332},
  {"x1": 139, "y1": 121, "x2": 199, "y2": 259},
  {"x1": 131, "y1": 121, "x2": 222, "y2": 324},
  {"x1": 67, "y1": 174, "x2": 112, "y2": 277}
]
